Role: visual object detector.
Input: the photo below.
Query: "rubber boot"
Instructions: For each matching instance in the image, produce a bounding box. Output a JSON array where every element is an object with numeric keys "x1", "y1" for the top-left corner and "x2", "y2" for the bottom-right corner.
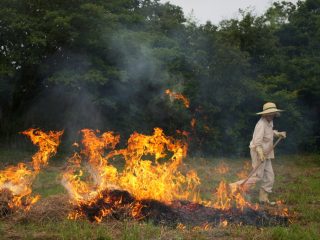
[{"x1": 259, "y1": 188, "x2": 276, "y2": 206}]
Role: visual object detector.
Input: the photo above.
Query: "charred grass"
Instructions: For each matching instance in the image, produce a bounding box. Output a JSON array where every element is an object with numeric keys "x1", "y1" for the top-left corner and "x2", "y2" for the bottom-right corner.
[{"x1": 0, "y1": 150, "x2": 319, "y2": 240}]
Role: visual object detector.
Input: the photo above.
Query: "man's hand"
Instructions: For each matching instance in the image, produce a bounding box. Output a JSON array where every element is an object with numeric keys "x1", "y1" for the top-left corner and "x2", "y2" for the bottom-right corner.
[
  {"x1": 256, "y1": 146, "x2": 265, "y2": 162},
  {"x1": 278, "y1": 131, "x2": 286, "y2": 138},
  {"x1": 274, "y1": 130, "x2": 287, "y2": 139}
]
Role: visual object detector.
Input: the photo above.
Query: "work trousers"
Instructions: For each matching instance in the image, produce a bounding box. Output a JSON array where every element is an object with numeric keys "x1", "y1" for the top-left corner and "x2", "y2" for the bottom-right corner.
[{"x1": 235, "y1": 149, "x2": 275, "y2": 193}]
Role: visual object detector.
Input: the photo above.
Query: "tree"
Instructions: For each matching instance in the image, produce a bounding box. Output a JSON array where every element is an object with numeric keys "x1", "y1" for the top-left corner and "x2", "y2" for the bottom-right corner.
[{"x1": 0, "y1": 0, "x2": 319, "y2": 155}]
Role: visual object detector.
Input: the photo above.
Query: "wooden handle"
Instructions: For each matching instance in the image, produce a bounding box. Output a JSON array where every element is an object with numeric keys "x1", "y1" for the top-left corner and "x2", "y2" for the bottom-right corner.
[{"x1": 240, "y1": 137, "x2": 283, "y2": 187}]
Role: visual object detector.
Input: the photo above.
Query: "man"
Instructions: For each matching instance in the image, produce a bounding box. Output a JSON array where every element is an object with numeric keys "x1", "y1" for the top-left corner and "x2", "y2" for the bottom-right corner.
[{"x1": 230, "y1": 102, "x2": 286, "y2": 205}]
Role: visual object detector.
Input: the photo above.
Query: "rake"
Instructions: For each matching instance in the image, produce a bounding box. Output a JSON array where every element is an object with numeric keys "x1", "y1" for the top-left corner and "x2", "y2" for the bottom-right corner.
[{"x1": 240, "y1": 137, "x2": 283, "y2": 188}]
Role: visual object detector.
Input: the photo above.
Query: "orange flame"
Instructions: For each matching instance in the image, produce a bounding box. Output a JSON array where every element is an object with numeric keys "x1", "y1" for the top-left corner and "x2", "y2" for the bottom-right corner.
[
  {"x1": 176, "y1": 223, "x2": 186, "y2": 230},
  {"x1": 190, "y1": 118, "x2": 196, "y2": 129},
  {"x1": 210, "y1": 180, "x2": 257, "y2": 211},
  {"x1": 214, "y1": 162, "x2": 230, "y2": 175},
  {"x1": 0, "y1": 129, "x2": 63, "y2": 211},
  {"x1": 192, "y1": 222, "x2": 212, "y2": 231},
  {"x1": 62, "y1": 128, "x2": 201, "y2": 220},
  {"x1": 62, "y1": 128, "x2": 263, "y2": 222},
  {"x1": 236, "y1": 161, "x2": 251, "y2": 179},
  {"x1": 212, "y1": 181, "x2": 232, "y2": 210},
  {"x1": 165, "y1": 89, "x2": 190, "y2": 108},
  {"x1": 274, "y1": 200, "x2": 290, "y2": 217},
  {"x1": 220, "y1": 220, "x2": 228, "y2": 227}
]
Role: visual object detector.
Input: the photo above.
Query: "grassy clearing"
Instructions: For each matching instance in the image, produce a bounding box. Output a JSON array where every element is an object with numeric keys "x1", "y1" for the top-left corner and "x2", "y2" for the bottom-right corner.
[{"x1": 0, "y1": 150, "x2": 319, "y2": 239}]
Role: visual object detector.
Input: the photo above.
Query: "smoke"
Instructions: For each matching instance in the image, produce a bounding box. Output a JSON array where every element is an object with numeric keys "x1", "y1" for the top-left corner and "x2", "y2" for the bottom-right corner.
[
  {"x1": 16, "y1": 51, "x2": 106, "y2": 148},
  {"x1": 109, "y1": 30, "x2": 166, "y2": 105},
  {"x1": 19, "y1": 25, "x2": 189, "y2": 148},
  {"x1": 97, "y1": 29, "x2": 189, "y2": 135}
]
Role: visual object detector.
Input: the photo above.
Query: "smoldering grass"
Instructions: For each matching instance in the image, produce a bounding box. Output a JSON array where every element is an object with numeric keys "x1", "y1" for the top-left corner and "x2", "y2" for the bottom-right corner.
[{"x1": 0, "y1": 149, "x2": 319, "y2": 239}]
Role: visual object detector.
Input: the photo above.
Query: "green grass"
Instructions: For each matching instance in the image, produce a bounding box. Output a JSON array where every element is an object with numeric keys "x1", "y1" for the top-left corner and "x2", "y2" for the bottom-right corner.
[
  {"x1": 7, "y1": 220, "x2": 114, "y2": 240},
  {"x1": 0, "y1": 150, "x2": 319, "y2": 239},
  {"x1": 33, "y1": 168, "x2": 66, "y2": 197}
]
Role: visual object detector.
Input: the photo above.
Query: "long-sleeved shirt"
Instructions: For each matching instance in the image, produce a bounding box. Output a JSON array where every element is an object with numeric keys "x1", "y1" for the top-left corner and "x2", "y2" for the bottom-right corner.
[{"x1": 249, "y1": 117, "x2": 277, "y2": 159}]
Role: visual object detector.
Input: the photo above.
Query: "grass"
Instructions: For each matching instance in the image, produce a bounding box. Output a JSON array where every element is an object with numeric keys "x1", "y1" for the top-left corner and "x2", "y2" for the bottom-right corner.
[{"x1": 0, "y1": 149, "x2": 319, "y2": 239}]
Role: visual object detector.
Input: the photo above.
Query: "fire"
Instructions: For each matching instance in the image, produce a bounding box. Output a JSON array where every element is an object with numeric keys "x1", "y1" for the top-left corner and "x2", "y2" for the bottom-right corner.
[
  {"x1": 21, "y1": 129, "x2": 64, "y2": 171},
  {"x1": 220, "y1": 220, "x2": 228, "y2": 227},
  {"x1": 62, "y1": 128, "x2": 201, "y2": 220},
  {"x1": 274, "y1": 200, "x2": 290, "y2": 217},
  {"x1": 190, "y1": 118, "x2": 196, "y2": 129},
  {"x1": 210, "y1": 180, "x2": 257, "y2": 211},
  {"x1": 0, "y1": 129, "x2": 63, "y2": 211},
  {"x1": 0, "y1": 119, "x2": 291, "y2": 225},
  {"x1": 203, "y1": 125, "x2": 210, "y2": 132},
  {"x1": 192, "y1": 222, "x2": 212, "y2": 231},
  {"x1": 212, "y1": 181, "x2": 232, "y2": 210},
  {"x1": 176, "y1": 130, "x2": 190, "y2": 138},
  {"x1": 214, "y1": 161, "x2": 230, "y2": 175},
  {"x1": 177, "y1": 223, "x2": 186, "y2": 230},
  {"x1": 165, "y1": 89, "x2": 190, "y2": 108},
  {"x1": 61, "y1": 128, "x2": 286, "y2": 224},
  {"x1": 236, "y1": 161, "x2": 251, "y2": 179}
]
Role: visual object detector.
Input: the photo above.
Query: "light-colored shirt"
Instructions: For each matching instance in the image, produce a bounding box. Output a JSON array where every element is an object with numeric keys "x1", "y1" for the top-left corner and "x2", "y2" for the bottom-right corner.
[{"x1": 249, "y1": 117, "x2": 277, "y2": 159}]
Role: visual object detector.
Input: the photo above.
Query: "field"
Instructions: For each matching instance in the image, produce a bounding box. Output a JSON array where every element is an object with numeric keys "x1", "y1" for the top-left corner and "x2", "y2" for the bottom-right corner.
[{"x1": 0, "y1": 149, "x2": 319, "y2": 240}]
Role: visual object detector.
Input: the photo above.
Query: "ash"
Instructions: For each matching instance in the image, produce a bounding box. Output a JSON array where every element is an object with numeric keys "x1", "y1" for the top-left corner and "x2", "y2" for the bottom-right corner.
[{"x1": 75, "y1": 190, "x2": 289, "y2": 227}]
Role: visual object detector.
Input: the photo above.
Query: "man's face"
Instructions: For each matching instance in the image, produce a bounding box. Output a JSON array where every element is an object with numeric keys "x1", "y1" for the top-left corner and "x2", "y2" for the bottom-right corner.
[{"x1": 264, "y1": 113, "x2": 275, "y2": 122}]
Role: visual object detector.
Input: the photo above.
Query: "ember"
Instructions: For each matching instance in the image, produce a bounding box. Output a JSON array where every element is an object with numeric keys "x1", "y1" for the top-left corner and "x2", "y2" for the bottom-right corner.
[
  {"x1": 165, "y1": 89, "x2": 190, "y2": 108},
  {"x1": 237, "y1": 161, "x2": 251, "y2": 179},
  {"x1": 190, "y1": 118, "x2": 196, "y2": 129},
  {"x1": 214, "y1": 162, "x2": 230, "y2": 175},
  {"x1": 72, "y1": 189, "x2": 288, "y2": 227}
]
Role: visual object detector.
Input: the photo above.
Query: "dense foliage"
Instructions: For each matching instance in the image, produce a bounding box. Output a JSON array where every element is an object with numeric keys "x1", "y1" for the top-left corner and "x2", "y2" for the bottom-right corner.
[{"x1": 0, "y1": 0, "x2": 319, "y2": 155}]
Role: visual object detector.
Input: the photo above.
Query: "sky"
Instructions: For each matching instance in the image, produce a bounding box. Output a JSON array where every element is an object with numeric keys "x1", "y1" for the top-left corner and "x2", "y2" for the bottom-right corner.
[{"x1": 159, "y1": 0, "x2": 298, "y2": 24}]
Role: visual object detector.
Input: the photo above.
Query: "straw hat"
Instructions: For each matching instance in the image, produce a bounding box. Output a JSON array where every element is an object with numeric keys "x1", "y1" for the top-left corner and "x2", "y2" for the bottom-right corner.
[{"x1": 256, "y1": 102, "x2": 284, "y2": 115}]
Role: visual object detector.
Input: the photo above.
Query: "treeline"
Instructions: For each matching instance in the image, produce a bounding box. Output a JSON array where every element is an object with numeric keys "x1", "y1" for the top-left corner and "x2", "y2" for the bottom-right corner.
[{"x1": 0, "y1": 0, "x2": 319, "y2": 155}]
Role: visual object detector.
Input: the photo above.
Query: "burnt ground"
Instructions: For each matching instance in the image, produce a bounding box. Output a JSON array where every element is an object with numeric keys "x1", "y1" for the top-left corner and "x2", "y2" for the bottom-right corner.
[{"x1": 76, "y1": 189, "x2": 288, "y2": 227}]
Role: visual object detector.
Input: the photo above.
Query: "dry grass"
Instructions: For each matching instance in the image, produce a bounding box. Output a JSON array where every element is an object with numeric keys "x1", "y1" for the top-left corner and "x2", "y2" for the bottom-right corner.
[
  {"x1": 0, "y1": 152, "x2": 319, "y2": 239},
  {"x1": 12, "y1": 194, "x2": 71, "y2": 223}
]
